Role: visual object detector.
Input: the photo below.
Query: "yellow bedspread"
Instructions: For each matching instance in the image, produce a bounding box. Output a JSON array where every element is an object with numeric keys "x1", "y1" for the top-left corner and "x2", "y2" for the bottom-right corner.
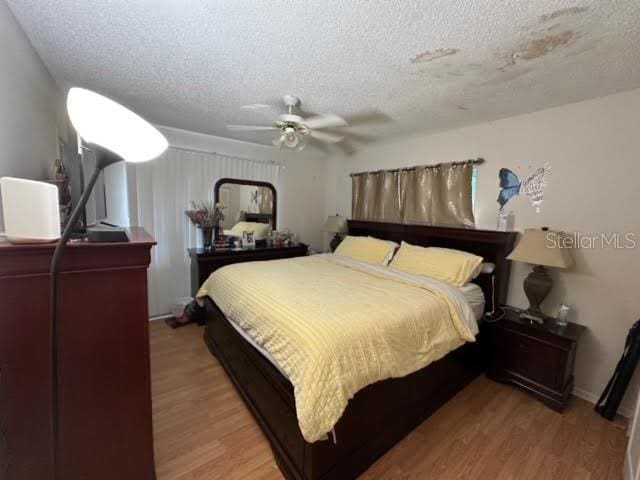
[{"x1": 197, "y1": 254, "x2": 476, "y2": 443}]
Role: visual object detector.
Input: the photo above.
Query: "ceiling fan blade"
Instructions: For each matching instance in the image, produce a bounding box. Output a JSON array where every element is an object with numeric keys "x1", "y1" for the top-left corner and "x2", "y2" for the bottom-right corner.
[
  {"x1": 240, "y1": 103, "x2": 272, "y2": 110},
  {"x1": 306, "y1": 137, "x2": 332, "y2": 155},
  {"x1": 309, "y1": 130, "x2": 344, "y2": 143},
  {"x1": 227, "y1": 125, "x2": 278, "y2": 131},
  {"x1": 342, "y1": 131, "x2": 376, "y2": 144},
  {"x1": 240, "y1": 103, "x2": 282, "y2": 119},
  {"x1": 336, "y1": 138, "x2": 357, "y2": 155},
  {"x1": 303, "y1": 113, "x2": 348, "y2": 130},
  {"x1": 344, "y1": 110, "x2": 392, "y2": 126}
]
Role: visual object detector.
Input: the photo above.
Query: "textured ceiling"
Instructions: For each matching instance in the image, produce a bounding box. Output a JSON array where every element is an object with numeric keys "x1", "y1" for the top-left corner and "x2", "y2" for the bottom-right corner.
[{"x1": 7, "y1": 0, "x2": 640, "y2": 150}]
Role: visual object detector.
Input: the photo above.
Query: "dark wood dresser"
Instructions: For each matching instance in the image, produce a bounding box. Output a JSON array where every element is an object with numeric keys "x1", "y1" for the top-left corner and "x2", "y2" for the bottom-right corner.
[
  {"x1": 0, "y1": 228, "x2": 156, "y2": 480},
  {"x1": 485, "y1": 306, "x2": 586, "y2": 411},
  {"x1": 189, "y1": 243, "x2": 308, "y2": 296}
]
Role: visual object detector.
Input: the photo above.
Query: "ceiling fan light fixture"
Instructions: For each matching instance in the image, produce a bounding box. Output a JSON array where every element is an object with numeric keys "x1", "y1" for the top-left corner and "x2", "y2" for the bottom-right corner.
[
  {"x1": 284, "y1": 131, "x2": 299, "y2": 148},
  {"x1": 272, "y1": 135, "x2": 284, "y2": 148},
  {"x1": 227, "y1": 94, "x2": 353, "y2": 152}
]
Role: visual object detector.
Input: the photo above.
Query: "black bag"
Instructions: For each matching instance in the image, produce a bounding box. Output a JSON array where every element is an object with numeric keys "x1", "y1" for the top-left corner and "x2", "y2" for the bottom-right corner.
[
  {"x1": 595, "y1": 319, "x2": 640, "y2": 420},
  {"x1": 185, "y1": 299, "x2": 206, "y2": 325}
]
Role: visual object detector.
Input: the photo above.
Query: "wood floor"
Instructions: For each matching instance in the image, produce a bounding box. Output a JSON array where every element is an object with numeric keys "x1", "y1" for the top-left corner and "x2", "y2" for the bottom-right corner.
[{"x1": 150, "y1": 321, "x2": 628, "y2": 480}]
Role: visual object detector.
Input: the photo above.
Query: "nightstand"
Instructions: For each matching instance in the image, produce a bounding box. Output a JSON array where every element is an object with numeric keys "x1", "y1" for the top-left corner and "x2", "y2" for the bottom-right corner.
[{"x1": 484, "y1": 306, "x2": 586, "y2": 411}]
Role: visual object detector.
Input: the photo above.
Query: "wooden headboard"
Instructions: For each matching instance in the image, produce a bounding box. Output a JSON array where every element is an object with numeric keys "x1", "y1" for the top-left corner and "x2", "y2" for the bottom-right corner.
[{"x1": 348, "y1": 220, "x2": 518, "y2": 311}]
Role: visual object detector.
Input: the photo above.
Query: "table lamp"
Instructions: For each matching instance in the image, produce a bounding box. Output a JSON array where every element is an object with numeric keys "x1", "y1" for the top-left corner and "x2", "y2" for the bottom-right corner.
[
  {"x1": 323, "y1": 214, "x2": 347, "y2": 251},
  {"x1": 507, "y1": 227, "x2": 573, "y2": 323},
  {"x1": 49, "y1": 88, "x2": 167, "y2": 478}
]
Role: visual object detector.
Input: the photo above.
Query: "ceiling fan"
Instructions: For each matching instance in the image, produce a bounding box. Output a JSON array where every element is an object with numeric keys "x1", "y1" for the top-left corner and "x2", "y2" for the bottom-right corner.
[{"x1": 227, "y1": 95, "x2": 348, "y2": 150}]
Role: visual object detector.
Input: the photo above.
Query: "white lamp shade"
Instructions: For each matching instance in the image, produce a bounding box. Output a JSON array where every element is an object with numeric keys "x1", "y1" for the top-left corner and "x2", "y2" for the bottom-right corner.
[
  {"x1": 67, "y1": 87, "x2": 168, "y2": 163},
  {"x1": 507, "y1": 228, "x2": 574, "y2": 268},
  {"x1": 322, "y1": 215, "x2": 347, "y2": 233}
]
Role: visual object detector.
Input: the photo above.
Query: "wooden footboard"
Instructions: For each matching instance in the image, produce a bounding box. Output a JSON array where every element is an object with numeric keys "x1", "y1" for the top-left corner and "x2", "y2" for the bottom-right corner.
[{"x1": 203, "y1": 299, "x2": 485, "y2": 480}]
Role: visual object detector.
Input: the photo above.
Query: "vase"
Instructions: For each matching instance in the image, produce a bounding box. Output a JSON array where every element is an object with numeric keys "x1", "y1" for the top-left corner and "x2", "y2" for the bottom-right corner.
[{"x1": 201, "y1": 227, "x2": 213, "y2": 249}]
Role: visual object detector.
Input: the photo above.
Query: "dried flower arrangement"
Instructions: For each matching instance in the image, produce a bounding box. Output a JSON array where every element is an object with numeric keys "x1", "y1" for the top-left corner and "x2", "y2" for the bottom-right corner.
[{"x1": 184, "y1": 201, "x2": 226, "y2": 229}]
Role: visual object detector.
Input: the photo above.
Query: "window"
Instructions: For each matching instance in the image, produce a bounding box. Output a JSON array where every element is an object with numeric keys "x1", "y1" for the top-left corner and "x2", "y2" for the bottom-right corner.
[{"x1": 472, "y1": 166, "x2": 478, "y2": 215}]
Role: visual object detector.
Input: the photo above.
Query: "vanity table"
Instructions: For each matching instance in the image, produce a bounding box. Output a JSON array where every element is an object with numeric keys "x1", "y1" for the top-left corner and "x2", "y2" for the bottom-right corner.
[
  {"x1": 187, "y1": 177, "x2": 306, "y2": 317},
  {"x1": 189, "y1": 243, "x2": 308, "y2": 296},
  {"x1": 189, "y1": 177, "x2": 307, "y2": 296}
]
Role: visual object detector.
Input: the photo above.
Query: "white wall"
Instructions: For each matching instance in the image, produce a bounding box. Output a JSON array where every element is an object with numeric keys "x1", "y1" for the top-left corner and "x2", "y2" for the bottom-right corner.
[
  {"x1": 277, "y1": 148, "x2": 327, "y2": 252},
  {"x1": 0, "y1": 1, "x2": 63, "y2": 229},
  {"x1": 325, "y1": 87, "x2": 640, "y2": 415},
  {"x1": 153, "y1": 126, "x2": 327, "y2": 252}
]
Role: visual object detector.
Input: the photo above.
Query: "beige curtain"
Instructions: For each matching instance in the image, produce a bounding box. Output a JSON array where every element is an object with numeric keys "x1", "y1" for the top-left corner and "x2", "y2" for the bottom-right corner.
[
  {"x1": 401, "y1": 163, "x2": 474, "y2": 227},
  {"x1": 352, "y1": 162, "x2": 475, "y2": 227},
  {"x1": 258, "y1": 187, "x2": 273, "y2": 214},
  {"x1": 352, "y1": 171, "x2": 401, "y2": 222}
]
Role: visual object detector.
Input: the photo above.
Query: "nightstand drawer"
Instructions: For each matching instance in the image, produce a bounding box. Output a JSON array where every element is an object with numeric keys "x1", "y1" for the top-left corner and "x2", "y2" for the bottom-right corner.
[
  {"x1": 484, "y1": 308, "x2": 585, "y2": 411},
  {"x1": 491, "y1": 327, "x2": 565, "y2": 390}
]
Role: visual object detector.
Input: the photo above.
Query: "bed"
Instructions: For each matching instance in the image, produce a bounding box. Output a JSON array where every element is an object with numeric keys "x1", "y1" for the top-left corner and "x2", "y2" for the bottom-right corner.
[{"x1": 201, "y1": 220, "x2": 517, "y2": 479}]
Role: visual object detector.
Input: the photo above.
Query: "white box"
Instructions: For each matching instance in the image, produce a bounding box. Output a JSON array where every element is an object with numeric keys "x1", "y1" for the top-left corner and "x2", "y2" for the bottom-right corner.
[{"x1": 0, "y1": 177, "x2": 61, "y2": 244}]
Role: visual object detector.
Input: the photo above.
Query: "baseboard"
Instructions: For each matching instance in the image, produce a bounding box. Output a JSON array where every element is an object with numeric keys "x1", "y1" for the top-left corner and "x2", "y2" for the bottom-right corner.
[
  {"x1": 625, "y1": 452, "x2": 633, "y2": 480},
  {"x1": 149, "y1": 314, "x2": 173, "y2": 322},
  {"x1": 573, "y1": 386, "x2": 632, "y2": 418}
]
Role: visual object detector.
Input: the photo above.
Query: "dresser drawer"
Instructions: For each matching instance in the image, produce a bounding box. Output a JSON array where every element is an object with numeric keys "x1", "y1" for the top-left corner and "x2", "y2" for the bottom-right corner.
[{"x1": 490, "y1": 327, "x2": 565, "y2": 390}]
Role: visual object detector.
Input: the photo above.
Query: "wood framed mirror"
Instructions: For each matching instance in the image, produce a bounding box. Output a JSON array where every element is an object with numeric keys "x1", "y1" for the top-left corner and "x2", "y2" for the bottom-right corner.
[{"x1": 214, "y1": 178, "x2": 277, "y2": 230}]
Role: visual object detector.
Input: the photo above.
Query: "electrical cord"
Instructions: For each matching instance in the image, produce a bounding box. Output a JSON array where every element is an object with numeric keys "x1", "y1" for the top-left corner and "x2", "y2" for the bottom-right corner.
[
  {"x1": 483, "y1": 273, "x2": 502, "y2": 322},
  {"x1": 482, "y1": 273, "x2": 520, "y2": 323},
  {"x1": 484, "y1": 306, "x2": 505, "y2": 323}
]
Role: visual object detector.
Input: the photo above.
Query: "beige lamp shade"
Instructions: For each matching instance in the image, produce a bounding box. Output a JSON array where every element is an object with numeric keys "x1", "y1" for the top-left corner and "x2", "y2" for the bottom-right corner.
[
  {"x1": 507, "y1": 228, "x2": 574, "y2": 268},
  {"x1": 323, "y1": 215, "x2": 347, "y2": 233}
]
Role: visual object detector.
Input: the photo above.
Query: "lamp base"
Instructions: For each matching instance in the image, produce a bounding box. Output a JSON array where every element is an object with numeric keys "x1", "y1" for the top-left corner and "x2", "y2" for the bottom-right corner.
[
  {"x1": 330, "y1": 233, "x2": 343, "y2": 252},
  {"x1": 520, "y1": 310, "x2": 545, "y2": 324},
  {"x1": 522, "y1": 265, "x2": 553, "y2": 322}
]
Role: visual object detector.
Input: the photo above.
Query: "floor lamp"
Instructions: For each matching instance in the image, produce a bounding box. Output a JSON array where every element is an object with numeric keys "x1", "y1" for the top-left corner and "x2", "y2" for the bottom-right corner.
[{"x1": 49, "y1": 88, "x2": 167, "y2": 477}]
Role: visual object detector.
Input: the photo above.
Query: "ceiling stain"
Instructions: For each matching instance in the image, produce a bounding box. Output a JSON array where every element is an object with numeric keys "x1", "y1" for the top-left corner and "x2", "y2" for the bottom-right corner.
[
  {"x1": 480, "y1": 66, "x2": 535, "y2": 87},
  {"x1": 507, "y1": 30, "x2": 575, "y2": 65},
  {"x1": 405, "y1": 11, "x2": 586, "y2": 109},
  {"x1": 539, "y1": 6, "x2": 588, "y2": 24},
  {"x1": 564, "y1": 37, "x2": 599, "y2": 58},
  {"x1": 410, "y1": 48, "x2": 459, "y2": 64}
]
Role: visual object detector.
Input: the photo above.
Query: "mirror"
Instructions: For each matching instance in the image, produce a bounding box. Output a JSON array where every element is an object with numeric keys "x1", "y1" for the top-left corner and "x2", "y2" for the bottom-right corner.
[{"x1": 214, "y1": 178, "x2": 277, "y2": 233}]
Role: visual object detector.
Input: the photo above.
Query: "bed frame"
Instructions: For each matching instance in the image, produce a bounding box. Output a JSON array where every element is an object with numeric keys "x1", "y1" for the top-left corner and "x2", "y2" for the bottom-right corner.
[{"x1": 203, "y1": 221, "x2": 517, "y2": 479}]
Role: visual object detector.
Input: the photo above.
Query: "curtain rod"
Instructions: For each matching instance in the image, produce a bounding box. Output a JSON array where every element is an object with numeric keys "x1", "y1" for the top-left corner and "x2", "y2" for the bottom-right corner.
[
  {"x1": 168, "y1": 145, "x2": 283, "y2": 167},
  {"x1": 349, "y1": 158, "x2": 484, "y2": 177}
]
